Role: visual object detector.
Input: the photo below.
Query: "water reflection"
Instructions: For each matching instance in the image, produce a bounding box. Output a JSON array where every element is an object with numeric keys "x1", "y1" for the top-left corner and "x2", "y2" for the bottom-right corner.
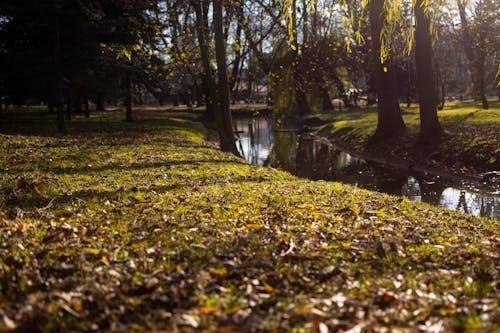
[{"x1": 235, "y1": 117, "x2": 500, "y2": 219}]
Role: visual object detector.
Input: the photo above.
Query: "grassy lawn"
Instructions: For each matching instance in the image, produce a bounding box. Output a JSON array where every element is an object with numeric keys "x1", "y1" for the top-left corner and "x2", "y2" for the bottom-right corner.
[
  {"x1": 310, "y1": 100, "x2": 500, "y2": 176},
  {"x1": 0, "y1": 109, "x2": 498, "y2": 332}
]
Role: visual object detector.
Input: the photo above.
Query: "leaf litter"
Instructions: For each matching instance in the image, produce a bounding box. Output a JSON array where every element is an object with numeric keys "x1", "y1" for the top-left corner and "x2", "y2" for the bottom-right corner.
[{"x1": 0, "y1": 109, "x2": 498, "y2": 332}]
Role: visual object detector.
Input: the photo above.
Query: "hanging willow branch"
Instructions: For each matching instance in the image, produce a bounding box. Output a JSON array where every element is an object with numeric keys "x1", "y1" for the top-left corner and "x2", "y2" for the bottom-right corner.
[{"x1": 279, "y1": 0, "x2": 445, "y2": 63}]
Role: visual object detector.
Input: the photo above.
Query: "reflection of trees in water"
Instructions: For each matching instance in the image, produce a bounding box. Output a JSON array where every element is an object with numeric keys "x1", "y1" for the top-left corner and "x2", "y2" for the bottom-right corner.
[
  {"x1": 414, "y1": 177, "x2": 446, "y2": 206},
  {"x1": 295, "y1": 138, "x2": 336, "y2": 180},
  {"x1": 235, "y1": 118, "x2": 274, "y2": 166},
  {"x1": 271, "y1": 131, "x2": 297, "y2": 172},
  {"x1": 402, "y1": 177, "x2": 421, "y2": 201},
  {"x1": 439, "y1": 188, "x2": 498, "y2": 218},
  {"x1": 456, "y1": 191, "x2": 469, "y2": 214}
]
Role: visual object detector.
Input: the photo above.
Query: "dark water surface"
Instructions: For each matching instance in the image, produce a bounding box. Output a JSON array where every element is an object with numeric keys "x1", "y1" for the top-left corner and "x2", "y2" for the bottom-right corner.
[{"x1": 235, "y1": 117, "x2": 500, "y2": 219}]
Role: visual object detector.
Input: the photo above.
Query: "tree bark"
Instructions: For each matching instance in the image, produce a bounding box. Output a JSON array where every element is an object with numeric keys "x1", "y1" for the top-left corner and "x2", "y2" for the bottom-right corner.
[
  {"x1": 193, "y1": 0, "x2": 216, "y2": 120},
  {"x1": 415, "y1": 0, "x2": 442, "y2": 144},
  {"x1": 214, "y1": 0, "x2": 239, "y2": 155},
  {"x1": 368, "y1": 0, "x2": 405, "y2": 141}
]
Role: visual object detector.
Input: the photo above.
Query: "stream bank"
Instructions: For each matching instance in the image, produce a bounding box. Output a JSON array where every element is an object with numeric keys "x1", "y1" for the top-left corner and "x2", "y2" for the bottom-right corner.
[{"x1": 234, "y1": 116, "x2": 500, "y2": 218}]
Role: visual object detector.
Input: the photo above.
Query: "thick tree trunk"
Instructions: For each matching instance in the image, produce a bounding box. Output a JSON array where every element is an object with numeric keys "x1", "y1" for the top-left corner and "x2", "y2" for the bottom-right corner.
[
  {"x1": 415, "y1": 0, "x2": 442, "y2": 144},
  {"x1": 476, "y1": 53, "x2": 489, "y2": 109},
  {"x1": 214, "y1": 0, "x2": 239, "y2": 155},
  {"x1": 368, "y1": 0, "x2": 405, "y2": 141},
  {"x1": 193, "y1": 0, "x2": 216, "y2": 120},
  {"x1": 124, "y1": 69, "x2": 133, "y2": 122}
]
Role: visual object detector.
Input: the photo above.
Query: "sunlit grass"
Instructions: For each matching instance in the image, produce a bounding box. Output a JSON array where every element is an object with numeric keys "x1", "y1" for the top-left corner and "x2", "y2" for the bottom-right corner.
[
  {"x1": 309, "y1": 99, "x2": 500, "y2": 174},
  {"x1": 0, "y1": 107, "x2": 498, "y2": 332}
]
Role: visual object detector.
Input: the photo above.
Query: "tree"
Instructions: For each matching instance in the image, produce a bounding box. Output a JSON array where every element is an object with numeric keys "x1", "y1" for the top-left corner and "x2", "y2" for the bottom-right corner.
[
  {"x1": 368, "y1": 0, "x2": 406, "y2": 142},
  {"x1": 456, "y1": 0, "x2": 498, "y2": 109},
  {"x1": 191, "y1": 0, "x2": 239, "y2": 155},
  {"x1": 214, "y1": 0, "x2": 240, "y2": 154},
  {"x1": 414, "y1": 0, "x2": 442, "y2": 144}
]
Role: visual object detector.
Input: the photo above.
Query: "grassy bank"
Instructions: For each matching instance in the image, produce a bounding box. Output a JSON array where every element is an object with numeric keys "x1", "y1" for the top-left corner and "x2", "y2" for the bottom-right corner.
[
  {"x1": 308, "y1": 100, "x2": 500, "y2": 177},
  {"x1": 0, "y1": 109, "x2": 499, "y2": 332}
]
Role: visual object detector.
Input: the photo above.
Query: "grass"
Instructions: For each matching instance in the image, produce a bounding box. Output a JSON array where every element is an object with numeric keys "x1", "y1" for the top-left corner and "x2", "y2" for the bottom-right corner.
[
  {"x1": 0, "y1": 108, "x2": 499, "y2": 332},
  {"x1": 310, "y1": 100, "x2": 500, "y2": 176}
]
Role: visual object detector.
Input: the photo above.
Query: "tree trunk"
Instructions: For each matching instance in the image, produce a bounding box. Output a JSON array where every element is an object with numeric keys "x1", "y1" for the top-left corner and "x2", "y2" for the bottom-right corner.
[
  {"x1": 415, "y1": 0, "x2": 442, "y2": 144},
  {"x1": 436, "y1": 63, "x2": 445, "y2": 110},
  {"x1": 52, "y1": 11, "x2": 65, "y2": 133},
  {"x1": 456, "y1": 0, "x2": 488, "y2": 109},
  {"x1": 96, "y1": 92, "x2": 105, "y2": 111},
  {"x1": 368, "y1": 0, "x2": 405, "y2": 141},
  {"x1": 476, "y1": 50, "x2": 489, "y2": 109},
  {"x1": 332, "y1": 71, "x2": 352, "y2": 108},
  {"x1": 193, "y1": 0, "x2": 216, "y2": 120},
  {"x1": 65, "y1": 90, "x2": 72, "y2": 121},
  {"x1": 291, "y1": 0, "x2": 311, "y2": 116},
  {"x1": 124, "y1": 68, "x2": 133, "y2": 122},
  {"x1": 84, "y1": 97, "x2": 90, "y2": 118},
  {"x1": 214, "y1": 0, "x2": 239, "y2": 155},
  {"x1": 321, "y1": 86, "x2": 333, "y2": 111},
  {"x1": 230, "y1": 3, "x2": 243, "y2": 92}
]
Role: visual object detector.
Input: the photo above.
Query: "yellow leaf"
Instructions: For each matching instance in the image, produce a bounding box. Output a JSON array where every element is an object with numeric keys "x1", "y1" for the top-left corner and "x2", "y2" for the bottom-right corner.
[
  {"x1": 18, "y1": 223, "x2": 29, "y2": 233},
  {"x1": 82, "y1": 247, "x2": 100, "y2": 255},
  {"x1": 226, "y1": 306, "x2": 241, "y2": 315},
  {"x1": 199, "y1": 306, "x2": 219, "y2": 314},
  {"x1": 71, "y1": 299, "x2": 83, "y2": 312},
  {"x1": 101, "y1": 255, "x2": 110, "y2": 266},
  {"x1": 263, "y1": 281, "x2": 273, "y2": 292},
  {"x1": 208, "y1": 267, "x2": 227, "y2": 277},
  {"x1": 294, "y1": 304, "x2": 314, "y2": 315},
  {"x1": 448, "y1": 236, "x2": 458, "y2": 243}
]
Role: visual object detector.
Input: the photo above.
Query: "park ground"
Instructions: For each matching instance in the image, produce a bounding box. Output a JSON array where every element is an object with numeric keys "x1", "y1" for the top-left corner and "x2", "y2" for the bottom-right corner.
[
  {"x1": 306, "y1": 99, "x2": 500, "y2": 178},
  {"x1": 0, "y1": 105, "x2": 499, "y2": 332}
]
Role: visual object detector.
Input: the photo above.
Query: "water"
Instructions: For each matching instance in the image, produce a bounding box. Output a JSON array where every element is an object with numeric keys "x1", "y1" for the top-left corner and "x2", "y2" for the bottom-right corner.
[{"x1": 235, "y1": 117, "x2": 500, "y2": 219}]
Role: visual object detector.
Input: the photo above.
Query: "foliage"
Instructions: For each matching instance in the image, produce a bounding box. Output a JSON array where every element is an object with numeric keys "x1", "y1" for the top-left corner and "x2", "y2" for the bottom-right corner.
[{"x1": 0, "y1": 108, "x2": 498, "y2": 332}]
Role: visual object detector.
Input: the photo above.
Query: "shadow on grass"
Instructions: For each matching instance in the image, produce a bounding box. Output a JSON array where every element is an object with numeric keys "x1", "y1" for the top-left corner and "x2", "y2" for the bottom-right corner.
[
  {"x1": 10, "y1": 159, "x2": 247, "y2": 175},
  {"x1": 3, "y1": 173, "x2": 272, "y2": 212},
  {"x1": 0, "y1": 109, "x2": 205, "y2": 138}
]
